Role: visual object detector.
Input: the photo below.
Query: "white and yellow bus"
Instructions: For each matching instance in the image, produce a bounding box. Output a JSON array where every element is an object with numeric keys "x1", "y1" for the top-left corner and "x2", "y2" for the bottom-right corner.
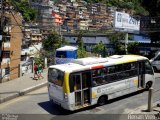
[{"x1": 48, "y1": 55, "x2": 155, "y2": 111}]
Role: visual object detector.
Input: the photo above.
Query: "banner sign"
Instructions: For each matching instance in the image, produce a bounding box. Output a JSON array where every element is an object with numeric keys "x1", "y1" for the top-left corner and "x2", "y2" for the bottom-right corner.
[{"x1": 114, "y1": 11, "x2": 140, "y2": 33}]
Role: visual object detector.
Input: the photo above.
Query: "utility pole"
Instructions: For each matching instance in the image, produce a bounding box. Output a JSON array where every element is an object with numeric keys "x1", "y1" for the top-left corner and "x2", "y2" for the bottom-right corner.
[
  {"x1": 125, "y1": 32, "x2": 128, "y2": 54},
  {"x1": 1, "y1": 0, "x2": 3, "y2": 25},
  {"x1": 148, "y1": 87, "x2": 153, "y2": 112},
  {"x1": 0, "y1": 0, "x2": 3, "y2": 36},
  {"x1": 0, "y1": 0, "x2": 3, "y2": 83}
]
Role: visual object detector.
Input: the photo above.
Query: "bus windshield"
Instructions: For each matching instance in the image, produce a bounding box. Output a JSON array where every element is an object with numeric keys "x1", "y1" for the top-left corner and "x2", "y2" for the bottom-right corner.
[{"x1": 48, "y1": 68, "x2": 64, "y2": 86}]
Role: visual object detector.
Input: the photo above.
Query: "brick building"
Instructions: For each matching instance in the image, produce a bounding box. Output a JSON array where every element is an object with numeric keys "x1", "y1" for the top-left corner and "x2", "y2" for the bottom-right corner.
[{"x1": 0, "y1": 11, "x2": 22, "y2": 83}]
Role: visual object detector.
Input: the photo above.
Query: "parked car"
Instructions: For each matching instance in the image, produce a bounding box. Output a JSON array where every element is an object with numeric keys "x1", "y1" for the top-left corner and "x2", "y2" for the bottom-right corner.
[{"x1": 150, "y1": 51, "x2": 160, "y2": 72}]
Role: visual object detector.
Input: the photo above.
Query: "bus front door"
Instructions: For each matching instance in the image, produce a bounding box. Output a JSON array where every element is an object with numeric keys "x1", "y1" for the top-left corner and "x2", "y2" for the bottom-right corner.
[
  {"x1": 138, "y1": 62, "x2": 145, "y2": 88},
  {"x1": 74, "y1": 72, "x2": 91, "y2": 107}
]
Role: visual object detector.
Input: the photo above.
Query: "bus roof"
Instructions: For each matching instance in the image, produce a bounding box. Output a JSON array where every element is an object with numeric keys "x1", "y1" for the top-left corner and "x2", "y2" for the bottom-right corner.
[{"x1": 49, "y1": 55, "x2": 148, "y2": 72}]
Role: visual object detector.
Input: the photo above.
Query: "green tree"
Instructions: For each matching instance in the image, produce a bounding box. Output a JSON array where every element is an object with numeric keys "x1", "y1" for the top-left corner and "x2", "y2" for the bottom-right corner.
[
  {"x1": 128, "y1": 42, "x2": 140, "y2": 54},
  {"x1": 108, "y1": 32, "x2": 126, "y2": 55},
  {"x1": 42, "y1": 31, "x2": 63, "y2": 65},
  {"x1": 76, "y1": 31, "x2": 87, "y2": 58},
  {"x1": 84, "y1": 0, "x2": 148, "y2": 15},
  {"x1": 77, "y1": 49, "x2": 87, "y2": 58},
  {"x1": 76, "y1": 30, "x2": 84, "y2": 50},
  {"x1": 11, "y1": 0, "x2": 37, "y2": 22},
  {"x1": 34, "y1": 56, "x2": 44, "y2": 65},
  {"x1": 92, "y1": 41, "x2": 107, "y2": 57}
]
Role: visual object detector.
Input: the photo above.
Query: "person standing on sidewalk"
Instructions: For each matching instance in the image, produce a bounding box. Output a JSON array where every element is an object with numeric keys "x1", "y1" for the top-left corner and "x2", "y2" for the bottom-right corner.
[
  {"x1": 38, "y1": 64, "x2": 44, "y2": 79},
  {"x1": 34, "y1": 63, "x2": 39, "y2": 80}
]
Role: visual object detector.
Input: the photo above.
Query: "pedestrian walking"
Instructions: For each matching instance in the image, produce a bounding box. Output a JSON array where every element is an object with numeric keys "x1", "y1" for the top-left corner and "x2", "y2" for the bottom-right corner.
[
  {"x1": 38, "y1": 64, "x2": 44, "y2": 79},
  {"x1": 33, "y1": 63, "x2": 39, "y2": 80}
]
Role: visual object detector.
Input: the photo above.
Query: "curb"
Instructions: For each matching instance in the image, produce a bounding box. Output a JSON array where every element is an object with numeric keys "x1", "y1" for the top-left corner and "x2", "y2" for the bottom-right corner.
[
  {"x1": 0, "y1": 93, "x2": 19, "y2": 104},
  {"x1": 19, "y1": 81, "x2": 48, "y2": 96},
  {"x1": 0, "y1": 82, "x2": 47, "y2": 104}
]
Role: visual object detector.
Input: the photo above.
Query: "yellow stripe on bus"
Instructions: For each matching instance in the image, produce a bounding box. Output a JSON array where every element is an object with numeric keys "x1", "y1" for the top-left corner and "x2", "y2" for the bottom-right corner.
[
  {"x1": 92, "y1": 91, "x2": 97, "y2": 99},
  {"x1": 116, "y1": 59, "x2": 136, "y2": 64},
  {"x1": 134, "y1": 79, "x2": 138, "y2": 85},
  {"x1": 63, "y1": 72, "x2": 70, "y2": 93}
]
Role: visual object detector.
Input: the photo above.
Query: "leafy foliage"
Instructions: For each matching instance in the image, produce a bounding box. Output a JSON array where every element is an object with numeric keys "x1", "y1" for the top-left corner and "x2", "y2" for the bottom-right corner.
[
  {"x1": 34, "y1": 57, "x2": 44, "y2": 65},
  {"x1": 92, "y1": 41, "x2": 107, "y2": 57},
  {"x1": 128, "y1": 42, "x2": 140, "y2": 54},
  {"x1": 84, "y1": 0, "x2": 148, "y2": 15},
  {"x1": 11, "y1": 0, "x2": 37, "y2": 22},
  {"x1": 108, "y1": 32, "x2": 140, "y2": 55},
  {"x1": 76, "y1": 30, "x2": 84, "y2": 50},
  {"x1": 108, "y1": 32, "x2": 126, "y2": 55},
  {"x1": 77, "y1": 49, "x2": 87, "y2": 58},
  {"x1": 76, "y1": 30, "x2": 88, "y2": 58},
  {"x1": 142, "y1": 0, "x2": 160, "y2": 16},
  {"x1": 42, "y1": 31, "x2": 66, "y2": 64},
  {"x1": 43, "y1": 31, "x2": 62, "y2": 52}
]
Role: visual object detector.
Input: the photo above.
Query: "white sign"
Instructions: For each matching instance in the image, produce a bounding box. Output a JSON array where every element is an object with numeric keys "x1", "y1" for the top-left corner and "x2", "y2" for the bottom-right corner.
[{"x1": 114, "y1": 11, "x2": 140, "y2": 33}]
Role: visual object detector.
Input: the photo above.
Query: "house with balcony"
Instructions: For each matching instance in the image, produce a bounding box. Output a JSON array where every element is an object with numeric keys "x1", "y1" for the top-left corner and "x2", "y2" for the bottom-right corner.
[
  {"x1": 78, "y1": 20, "x2": 89, "y2": 30},
  {"x1": 31, "y1": 0, "x2": 55, "y2": 29},
  {"x1": 96, "y1": 3, "x2": 107, "y2": 14},
  {"x1": 63, "y1": 5, "x2": 76, "y2": 32},
  {"x1": 87, "y1": 3, "x2": 98, "y2": 14},
  {"x1": 28, "y1": 26, "x2": 42, "y2": 56}
]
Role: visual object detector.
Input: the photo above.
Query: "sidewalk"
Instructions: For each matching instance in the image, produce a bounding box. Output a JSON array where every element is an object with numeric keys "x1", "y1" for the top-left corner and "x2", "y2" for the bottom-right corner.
[
  {"x1": 125, "y1": 73, "x2": 160, "y2": 115},
  {"x1": 127, "y1": 102, "x2": 160, "y2": 115},
  {"x1": 0, "y1": 69, "x2": 48, "y2": 104},
  {"x1": 125, "y1": 101, "x2": 160, "y2": 117}
]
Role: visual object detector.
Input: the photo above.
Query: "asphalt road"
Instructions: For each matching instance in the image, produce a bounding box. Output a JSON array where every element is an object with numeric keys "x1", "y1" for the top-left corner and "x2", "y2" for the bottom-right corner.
[{"x1": 0, "y1": 78, "x2": 160, "y2": 120}]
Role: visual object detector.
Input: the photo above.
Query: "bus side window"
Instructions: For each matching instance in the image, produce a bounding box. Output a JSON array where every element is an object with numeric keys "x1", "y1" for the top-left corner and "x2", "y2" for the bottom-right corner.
[
  {"x1": 115, "y1": 65, "x2": 123, "y2": 73},
  {"x1": 93, "y1": 79, "x2": 98, "y2": 86},
  {"x1": 130, "y1": 62, "x2": 138, "y2": 77},
  {"x1": 131, "y1": 62, "x2": 138, "y2": 69},
  {"x1": 145, "y1": 61, "x2": 154, "y2": 75},
  {"x1": 69, "y1": 74, "x2": 74, "y2": 92},
  {"x1": 69, "y1": 74, "x2": 81, "y2": 92},
  {"x1": 92, "y1": 70, "x2": 97, "y2": 77},
  {"x1": 82, "y1": 72, "x2": 91, "y2": 88},
  {"x1": 115, "y1": 65, "x2": 123, "y2": 80},
  {"x1": 92, "y1": 69, "x2": 102, "y2": 77},
  {"x1": 107, "y1": 66, "x2": 116, "y2": 82},
  {"x1": 93, "y1": 77, "x2": 106, "y2": 86},
  {"x1": 108, "y1": 66, "x2": 115, "y2": 74},
  {"x1": 102, "y1": 67, "x2": 107, "y2": 75},
  {"x1": 74, "y1": 75, "x2": 81, "y2": 90},
  {"x1": 123, "y1": 63, "x2": 131, "y2": 71}
]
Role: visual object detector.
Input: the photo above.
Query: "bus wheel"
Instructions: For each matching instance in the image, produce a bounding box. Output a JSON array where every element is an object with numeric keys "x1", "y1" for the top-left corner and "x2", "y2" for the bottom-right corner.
[
  {"x1": 98, "y1": 96, "x2": 107, "y2": 106},
  {"x1": 146, "y1": 81, "x2": 152, "y2": 90}
]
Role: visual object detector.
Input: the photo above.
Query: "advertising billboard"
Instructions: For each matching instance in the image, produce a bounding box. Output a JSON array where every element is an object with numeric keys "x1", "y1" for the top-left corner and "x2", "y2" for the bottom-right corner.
[{"x1": 114, "y1": 11, "x2": 140, "y2": 33}]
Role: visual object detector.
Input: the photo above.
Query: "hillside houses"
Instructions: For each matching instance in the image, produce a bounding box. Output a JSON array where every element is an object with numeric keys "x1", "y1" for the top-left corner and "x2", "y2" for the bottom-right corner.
[{"x1": 29, "y1": 0, "x2": 119, "y2": 33}]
